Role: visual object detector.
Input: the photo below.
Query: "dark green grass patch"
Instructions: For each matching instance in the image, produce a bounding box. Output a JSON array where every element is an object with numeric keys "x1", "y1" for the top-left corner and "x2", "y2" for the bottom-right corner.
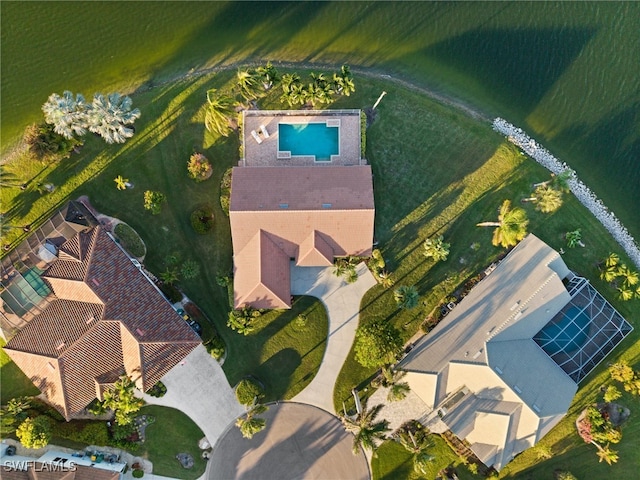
[{"x1": 136, "y1": 405, "x2": 206, "y2": 480}]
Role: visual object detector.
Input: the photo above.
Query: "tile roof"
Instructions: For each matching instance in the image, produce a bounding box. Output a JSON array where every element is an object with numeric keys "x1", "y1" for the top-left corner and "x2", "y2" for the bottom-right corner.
[
  {"x1": 230, "y1": 165, "x2": 374, "y2": 309},
  {"x1": 4, "y1": 221, "x2": 200, "y2": 420}
]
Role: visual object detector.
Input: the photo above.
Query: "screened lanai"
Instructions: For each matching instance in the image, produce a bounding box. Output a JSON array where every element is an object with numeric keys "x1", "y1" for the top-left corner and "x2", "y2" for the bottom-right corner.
[{"x1": 534, "y1": 276, "x2": 633, "y2": 383}]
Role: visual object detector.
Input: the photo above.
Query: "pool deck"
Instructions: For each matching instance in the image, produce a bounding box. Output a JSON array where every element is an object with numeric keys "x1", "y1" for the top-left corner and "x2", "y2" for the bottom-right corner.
[{"x1": 241, "y1": 109, "x2": 365, "y2": 167}]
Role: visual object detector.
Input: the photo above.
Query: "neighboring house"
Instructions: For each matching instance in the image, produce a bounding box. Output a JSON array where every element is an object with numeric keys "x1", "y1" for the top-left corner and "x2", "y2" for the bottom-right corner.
[
  {"x1": 230, "y1": 110, "x2": 375, "y2": 309},
  {"x1": 400, "y1": 234, "x2": 632, "y2": 471},
  {"x1": 2, "y1": 202, "x2": 200, "y2": 420}
]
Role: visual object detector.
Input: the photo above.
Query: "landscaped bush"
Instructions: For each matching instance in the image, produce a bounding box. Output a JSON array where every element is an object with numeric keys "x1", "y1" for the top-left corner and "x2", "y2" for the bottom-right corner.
[
  {"x1": 143, "y1": 190, "x2": 166, "y2": 215},
  {"x1": 158, "y1": 282, "x2": 182, "y2": 303},
  {"x1": 132, "y1": 469, "x2": 144, "y2": 478},
  {"x1": 220, "y1": 168, "x2": 232, "y2": 216},
  {"x1": 187, "y1": 153, "x2": 212, "y2": 182},
  {"x1": 206, "y1": 335, "x2": 226, "y2": 360},
  {"x1": 190, "y1": 206, "x2": 214, "y2": 234},
  {"x1": 23, "y1": 122, "x2": 82, "y2": 163},
  {"x1": 55, "y1": 420, "x2": 110, "y2": 446},
  {"x1": 235, "y1": 378, "x2": 265, "y2": 406},
  {"x1": 114, "y1": 223, "x2": 146, "y2": 257},
  {"x1": 147, "y1": 381, "x2": 167, "y2": 398}
]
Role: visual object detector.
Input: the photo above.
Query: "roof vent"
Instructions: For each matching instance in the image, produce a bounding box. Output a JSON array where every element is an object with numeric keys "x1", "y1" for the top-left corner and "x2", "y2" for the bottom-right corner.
[
  {"x1": 136, "y1": 328, "x2": 145, "y2": 337},
  {"x1": 514, "y1": 311, "x2": 523, "y2": 320},
  {"x1": 514, "y1": 385, "x2": 522, "y2": 394},
  {"x1": 91, "y1": 278, "x2": 100, "y2": 286},
  {"x1": 279, "y1": 203, "x2": 289, "y2": 209},
  {"x1": 48, "y1": 362, "x2": 56, "y2": 371},
  {"x1": 533, "y1": 404, "x2": 541, "y2": 413},
  {"x1": 510, "y1": 301, "x2": 520, "y2": 311},
  {"x1": 56, "y1": 341, "x2": 66, "y2": 350},
  {"x1": 86, "y1": 314, "x2": 95, "y2": 324},
  {"x1": 495, "y1": 366, "x2": 503, "y2": 374},
  {"x1": 472, "y1": 350, "x2": 483, "y2": 359},
  {"x1": 322, "y1": 203, "x2": 332, "y2": 209}
]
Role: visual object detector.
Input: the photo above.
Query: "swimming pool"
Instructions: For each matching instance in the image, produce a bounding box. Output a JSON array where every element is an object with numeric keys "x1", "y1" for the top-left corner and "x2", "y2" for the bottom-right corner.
[
  {"x1": 278, "y1": 122, "x2": 339, "y2": 161},
  {"x1": 534, "y1": 306, "x2": 590, "y2": 355}
]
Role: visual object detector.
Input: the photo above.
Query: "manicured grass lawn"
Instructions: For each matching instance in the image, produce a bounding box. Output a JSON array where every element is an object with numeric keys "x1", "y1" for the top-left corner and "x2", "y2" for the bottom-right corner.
[
  {"x1": 0, "y1": 338, "x2": 40, "y2": 403},
  {"x1": 1, "y1": 67, "x2": 639, "y2": 480},
  {"x1": 223, "y1": 295, "x2": 329, "y2": 401},
  {"x1": 136, "y1": 405, "x2": 206, "y2": 480},
  {"x1": 372, "y1": 435, "x2": 474, "y2": 480}
]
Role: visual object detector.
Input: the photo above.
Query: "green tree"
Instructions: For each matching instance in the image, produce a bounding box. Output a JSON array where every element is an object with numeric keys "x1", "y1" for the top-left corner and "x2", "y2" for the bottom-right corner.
[
  {"x1": 187, "y1": 153, "x2": 211, "y2": 181},
  {"x1": 565, "y1": 229, "x2": 583, "y2": 248},
  {"x1": 23, "y1": 122, "x2": 82, "y2": 163},
  {"x1": 236, "y1": 404, "x2": 268, "y2": 439},
  {"x1": 101, "y1": 376, "x2": 145, "y2": 426},
  {"x1": 236, "y1": 68, "x2": 261, "y2": 101},
  {"x1": 204, "y1": 89, "x2": 235, "y2": 137},
  {"x1": 159, "y1": 267, "x2": 179, "y2": 285},
  {"x1": 341, "y1": 404, "x2": 390, "y2": 455},
  {"x1": 354, "y1": 318, "x2": 403, "y2": 368},
  {"x1": 255, "y1": 61, "x2": 279, "y2": 90},
  {"x1": 143, "y1": 190, "x2": 166, "y2": 215},
  {"x1": 477, "y1": 199, "x2": 529, "y2": 248},
  {"x1": 16, "y1": 416, "x2": 52, "y2": 449},
  {"x1": 423, "y1": 235, "x2": 451, "y2": 262},
  {"x1": 394, "y1": 285, "x2": 419, "y2": 310},
  {"x1": 86, "y1": 93, "x2": 141, "y2": 144},
  {"x1": 227, "y1": 307, "x2": 260, "y2": 335},
  {"x1": 181, "y1": 260, "x2": 200, "y2": 280},
  {"x1": 525, "y1": 185, "x2": 563, "y2": 213}
]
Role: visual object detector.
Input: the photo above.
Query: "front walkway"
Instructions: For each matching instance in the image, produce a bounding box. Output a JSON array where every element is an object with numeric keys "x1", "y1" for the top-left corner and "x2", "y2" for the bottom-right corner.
[
  {"x1": 141, "y1": 344, "x2": 244, "y2": 447},
  {"x1": 291, "y1": 262, "x2": 376, "y2": 413}
]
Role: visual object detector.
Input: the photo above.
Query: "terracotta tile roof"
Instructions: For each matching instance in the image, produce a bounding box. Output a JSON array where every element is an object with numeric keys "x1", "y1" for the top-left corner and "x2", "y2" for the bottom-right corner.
[
  {"x1": 3, "y1": 221, "x2": 200, "y2": 420},
  {"x1": 297, "y1": 230, "x2": 334, "y2": 266},
  {"x1": 230, "y1": 166, "x2": 374, "y2": 211},
  {"x1": 233, "y1": 230, "x2": 291, "y2": 309},
  {"x1": 230, "y1": 164, "x2": 374, "y2": 309}
]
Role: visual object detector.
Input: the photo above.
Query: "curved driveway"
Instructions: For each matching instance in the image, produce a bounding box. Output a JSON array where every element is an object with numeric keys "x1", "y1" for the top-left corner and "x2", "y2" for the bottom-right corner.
[{"x1": 292, "y1": 262, "x2": 376, "y2": 413}]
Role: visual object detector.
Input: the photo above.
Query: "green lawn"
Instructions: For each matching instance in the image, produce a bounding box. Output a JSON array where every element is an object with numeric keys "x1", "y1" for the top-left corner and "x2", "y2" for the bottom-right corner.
[
  {"x1": 0, "y1": 338, "x2": 40, "y2": 403},
  {"x1": 372, "y1": 435, "x2": 474, "y2": 480},
  {"x1": 222, "y1": 295, "x2": 329, "y2": 401},
  {"x1": 1, "y1": 67, "x2": 639, "y2": 479},
  {"x1": 136, "y1": 405, "x2": 206, "y2": 480}
]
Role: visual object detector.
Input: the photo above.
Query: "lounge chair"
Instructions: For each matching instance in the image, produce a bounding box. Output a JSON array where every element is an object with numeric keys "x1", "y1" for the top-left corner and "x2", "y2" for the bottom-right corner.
[
  {"x1": 260, "y1": 124, "x2": 270, "y2": 138},
  {"x1": 251, "y1": 130, "x2": 262, "y2": 144}
]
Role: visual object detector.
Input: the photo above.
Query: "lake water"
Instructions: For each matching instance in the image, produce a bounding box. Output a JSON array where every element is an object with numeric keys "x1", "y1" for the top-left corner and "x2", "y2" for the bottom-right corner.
[{"x1": 1, "y1": 1, "x2": 638, "y2": 237}]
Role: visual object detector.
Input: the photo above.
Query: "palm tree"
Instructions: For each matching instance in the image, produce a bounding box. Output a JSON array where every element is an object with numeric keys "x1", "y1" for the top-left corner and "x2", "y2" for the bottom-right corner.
[
  {"x1": 477, "y1": 199, "x2": 529, "y2": 248},
  {"x1": 255, "y1": 61, "x2": 279, "y2": 90},
  {"x1": 236, "y1": 69, "x2": 260, "y2": 101},
  {"x1": 604, "y1": 253, "x2": 620, "y2": 268},
  {"x1": 114, "y1": 175, "x2": 129, "y2": 190},
  {"x1": 378, "y1": 270, "x2": 394, "y2": 288},
  {"x1": 86, "y1": 93, "x2": 141, "y2": 144},
  {"x1": 159, "y1": 267, "x2": 179, "y2": 285},
  {"x1": 341, "y1": 404, "x2": 390, "y2": 455},
  {"x1": 280, "y1": 73, "x2": 300, "y2": 95},
  {"x1": 565, "y1": 229, "x2": 583, "y2": 248},
  {"x1": 595, "y1": 443, "x2": 619, "y2": 465},
  {"x1": 378, "y1": 366, "x2": 411, "y2": 402},
  {"x1": 394, "y1": 285, "x2": 419, "y2": 310},
  {"x1": 600, "y1": 266, "x2": 619, "y2": 283},
  {"x1": 533, "y1": 168, "x2": 574, "y2": 192},
  {"x1": 523, "y1": 185, "x2": 563, "y2": 213},
  {"x1": 616, "y1": 286, "x2": 634, "y2": 302},
  {"x1": 423, "y1": 235, "x2": 451, "y2": 262},
  {"x1": 236, "y1": 404, "x2": 268, "y2": 439},
  {"x1": 204, "y1": 89, "x2": 235, "y2": 137},
  {"x1": 41, "y1": 90, "x2": 88, "y2": 139},
  {"x1": 395, "y1": 424, "x2": 434, "y2": 473},
  {"x1": 388, "y1": 382, "x2": 411, "y2": 402},
  {"x1": 617, "y1": 264, "x2": 639, "y2": 288}
]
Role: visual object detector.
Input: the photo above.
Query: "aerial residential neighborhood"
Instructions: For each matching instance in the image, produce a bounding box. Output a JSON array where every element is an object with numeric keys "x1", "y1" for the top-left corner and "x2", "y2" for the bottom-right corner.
[{"x1": 1, "y1": 3, "x2": 639, "y2": 480}]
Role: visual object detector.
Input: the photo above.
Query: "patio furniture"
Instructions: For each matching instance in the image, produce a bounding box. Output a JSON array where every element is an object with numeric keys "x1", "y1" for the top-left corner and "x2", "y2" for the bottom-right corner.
[
  {"x1": 251, "y1": 130, "x2": 262, "y2": 144},
  {"x1": 260, "y1": 124, "x2": 270, "y2": 138}
]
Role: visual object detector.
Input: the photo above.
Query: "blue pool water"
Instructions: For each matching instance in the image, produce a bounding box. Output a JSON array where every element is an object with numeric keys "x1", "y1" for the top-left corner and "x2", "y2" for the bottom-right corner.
[
  {"x1": 535, "y1": 306, "x2": 590, "y2": 355},
  {"x1": 278, "y1": 123, "x2": 339, "y2": 161}
]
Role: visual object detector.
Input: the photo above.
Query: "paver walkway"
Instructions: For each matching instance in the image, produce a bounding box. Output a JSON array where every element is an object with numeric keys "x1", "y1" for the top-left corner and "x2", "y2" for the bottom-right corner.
[
  {"x1": 291, "y1": 262, "x2": 376, "y2": 413},
  {"x1": 141, "y1": 344, "x2": 244, "y2": 447}
]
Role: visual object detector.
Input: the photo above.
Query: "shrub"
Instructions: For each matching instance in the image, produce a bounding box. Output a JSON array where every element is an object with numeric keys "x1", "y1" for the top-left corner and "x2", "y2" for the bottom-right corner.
[
  {"x1": 56, "y1": 420, "x2": 109, "y2": 445},
  {"x1": 207, "y1": 336, "x2": 226, "y2": 360},
  {"x1": 158, "y1": 282, "x2": 182, "y2": 303},
  {"x1": 187, "y1": 153, "x2": 212, "y2": 182},
  {"x1": 190, "y1": 206, "x2": 214, "y2": 234},
  {"x1": 181, "y1": 260, "x2": 200, "y2": 280},
  {"x1": 23, "y1": 122, "x2": 82, "y2": 163},
  {"x1": 220, "y1": 168, "x2": 232, "y2": 216},
  {"x1": 114, "y1": 223, "x2": 146, "y2": 257},
  {"x1": 236, "y1": 378, "x2": 265, "y2": 406},
  {"x1": 143, "y1": 190, "x2": 166, "y2": 215},
  {"x1": 147, "y1": 381, "x2": 167, "y2": 398},
  {"x1": 132, "y1": 469, "x2": 144, "y2": 478},
  {"x1": 16, "y1": 416, "x2": 52, "y2": 449},
  {"x1": 354, "y1": 318, "x2": 403, "y2": 368}
]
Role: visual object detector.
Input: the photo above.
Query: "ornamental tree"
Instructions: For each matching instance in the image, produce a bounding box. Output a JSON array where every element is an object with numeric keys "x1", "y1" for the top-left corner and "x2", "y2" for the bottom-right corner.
[
  {"x1": 16, "y1": 416, "x2": 52, "y2": 449},
  {"x1": 354, "y1": 318, "x2": 403, "y2": 368}
]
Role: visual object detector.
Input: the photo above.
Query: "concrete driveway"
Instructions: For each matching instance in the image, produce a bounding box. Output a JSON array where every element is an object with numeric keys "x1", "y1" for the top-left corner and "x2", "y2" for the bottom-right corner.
[
  {"x1": 291, "y1": 262, "x2": 376, "y2": 413},
  {"x1": 141, "y1": 344, "x2": 244, "y2": 446}
]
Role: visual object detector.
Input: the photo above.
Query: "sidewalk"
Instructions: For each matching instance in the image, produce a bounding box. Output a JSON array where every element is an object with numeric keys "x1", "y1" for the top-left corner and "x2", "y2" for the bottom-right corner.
[{"x1": 291, "y1": 262, "x2": 376, "y2": 413}]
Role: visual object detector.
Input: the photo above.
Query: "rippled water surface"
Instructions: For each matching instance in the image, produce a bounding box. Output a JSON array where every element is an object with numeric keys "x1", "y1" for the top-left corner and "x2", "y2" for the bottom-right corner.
[{"x1": 2, "y1": 1, "x2": 638, "y2": 235}]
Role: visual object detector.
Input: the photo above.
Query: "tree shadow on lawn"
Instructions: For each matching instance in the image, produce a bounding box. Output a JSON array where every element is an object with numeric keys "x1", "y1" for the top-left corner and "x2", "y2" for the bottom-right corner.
[{"x1": 257, "y1": 348, "x2": 301, "y2": 402}]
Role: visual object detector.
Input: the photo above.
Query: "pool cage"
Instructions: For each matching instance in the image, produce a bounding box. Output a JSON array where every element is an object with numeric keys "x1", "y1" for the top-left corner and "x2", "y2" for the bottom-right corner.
[
  {"x1": 0, "y1": 202, "x2": 97, "y2": 338},
  {"x1": 533, "y1": 276, "x2": 633, "y2": 383}
]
